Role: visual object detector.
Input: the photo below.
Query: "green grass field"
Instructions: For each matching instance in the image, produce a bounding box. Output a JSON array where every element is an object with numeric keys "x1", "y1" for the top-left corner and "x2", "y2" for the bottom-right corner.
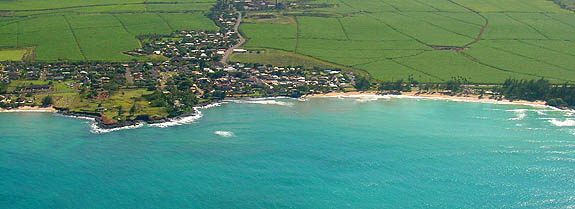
[
  {"x1": 0, "y1": 0, "x2": 218, "y2": 62},
  {"x1": 0, "y1": 48, "x2": 28, "y2": 61},
  {"x1": 237, "y1": 0, "x2": 575, "y2": 83}
]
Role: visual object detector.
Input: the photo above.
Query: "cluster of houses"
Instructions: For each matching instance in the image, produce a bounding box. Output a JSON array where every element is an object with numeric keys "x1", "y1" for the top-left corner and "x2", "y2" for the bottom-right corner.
[
  {"x1": 0, "y1": 7, "x2": 357, "y2": 108},
  {"x1": 132, "y1": 30, "x2": 238, "y2": 62},
  {"x1": 0, "y1": 57, "x2": 355, "y2": 105},
  {"x1": 231, "y1": 0, "x2": 281, "y2": 10},
  {"x1": 230, "y1": 0, "x2": 332, "y2": 11}
]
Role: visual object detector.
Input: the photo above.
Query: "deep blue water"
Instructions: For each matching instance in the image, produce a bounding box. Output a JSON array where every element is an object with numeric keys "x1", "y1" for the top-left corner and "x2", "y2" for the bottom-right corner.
[{"x1": 1, "y1": 97, "x2": 574, "y2": 208}]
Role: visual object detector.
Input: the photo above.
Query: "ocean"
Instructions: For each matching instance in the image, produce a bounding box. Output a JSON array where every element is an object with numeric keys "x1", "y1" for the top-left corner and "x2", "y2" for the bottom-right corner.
[{"x1": 1, "y1": 96, "x2": 574, "y2": 208}]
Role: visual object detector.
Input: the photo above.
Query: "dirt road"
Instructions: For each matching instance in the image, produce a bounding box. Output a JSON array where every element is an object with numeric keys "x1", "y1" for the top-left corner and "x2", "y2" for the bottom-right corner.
[{"x1": 220, "y1": 11, "x2": 245, "y2": 65}]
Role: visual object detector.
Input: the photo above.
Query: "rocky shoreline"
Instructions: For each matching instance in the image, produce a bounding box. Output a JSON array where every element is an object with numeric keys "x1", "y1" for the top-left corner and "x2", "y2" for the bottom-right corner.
[{"x1": 54, "y1": 105, "x2": 205, "y2": 130}]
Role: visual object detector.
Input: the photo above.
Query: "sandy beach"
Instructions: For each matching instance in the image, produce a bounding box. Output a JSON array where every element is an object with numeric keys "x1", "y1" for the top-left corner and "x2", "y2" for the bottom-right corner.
[
  {"x1": 305, "y1": 91, "x2": 549, "y2": 107},
  {"x1": 0, "y1": 106, "x2": 57, "y2": 113}
]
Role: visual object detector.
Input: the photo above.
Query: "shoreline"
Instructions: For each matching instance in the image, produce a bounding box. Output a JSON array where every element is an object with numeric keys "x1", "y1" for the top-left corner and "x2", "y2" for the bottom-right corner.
[
  {"x1": 305, "y1": 91, "x2": 551, "y2": 108},
  {"x1": 0, "y1": 106, "x2": 57, "y2": 113},
  {"x1": 0, "y1": 92, "x2": 561, "y2": 133}
]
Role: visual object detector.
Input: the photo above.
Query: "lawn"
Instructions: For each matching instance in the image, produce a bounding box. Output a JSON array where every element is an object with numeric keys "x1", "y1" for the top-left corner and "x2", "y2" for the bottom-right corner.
[{"x1": 0, "y1": 48, "x2": 27, "y2": 61}]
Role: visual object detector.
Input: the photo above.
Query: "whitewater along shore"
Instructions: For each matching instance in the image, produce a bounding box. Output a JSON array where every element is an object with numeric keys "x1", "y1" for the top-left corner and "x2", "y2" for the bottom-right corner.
[
  {"x1": 0, "y1": 102, "x2": 210, "y2": 130},
  {"x1": 305, "y1": 91, "x2": 549, "y2": 108},
  {"x1": 0, "y1": 91, "x2": 552, "y2": 131}
]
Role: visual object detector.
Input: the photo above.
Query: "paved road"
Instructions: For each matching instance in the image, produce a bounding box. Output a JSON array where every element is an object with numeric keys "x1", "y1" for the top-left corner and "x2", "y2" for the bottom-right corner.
[{"x1": 220, "y1": 11, "x2": 245, "y2": 66}]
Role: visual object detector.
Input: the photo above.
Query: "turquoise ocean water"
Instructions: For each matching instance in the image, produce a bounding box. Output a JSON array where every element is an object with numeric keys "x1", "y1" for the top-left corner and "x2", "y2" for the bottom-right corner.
[{"x1": 1, "y1": 96, "x2": 574, "y2": 208}]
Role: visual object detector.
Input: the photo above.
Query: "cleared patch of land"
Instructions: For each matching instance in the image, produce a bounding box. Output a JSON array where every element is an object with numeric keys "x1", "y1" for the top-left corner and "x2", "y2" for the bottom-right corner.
[
  {"x1": 0, "y1": 0, "x2": 218, "y2": 61},
  {"x1": 229, "y1": 48, "x2": 363, "y2": 74},
  {"x1": 0, "y1": 48, "x2": 28, "y2": 61},
  {"x1": 238, "y1": 0, "x2": 575, "y2": 83}
]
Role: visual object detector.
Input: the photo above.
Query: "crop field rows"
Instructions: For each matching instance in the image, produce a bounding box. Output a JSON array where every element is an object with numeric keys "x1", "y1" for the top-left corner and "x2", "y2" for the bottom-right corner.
[
  {"x1": 237, "y1": 0, "x2": 575, "y2": 83},
  {"x1": 0, "y1": 0, "x2": 218, "y2": 61}
]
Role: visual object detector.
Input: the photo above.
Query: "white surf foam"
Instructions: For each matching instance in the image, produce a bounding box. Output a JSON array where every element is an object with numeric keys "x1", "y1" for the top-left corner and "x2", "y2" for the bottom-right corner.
[
  {"x1": 353, "y1": 95, "x2": 389, "y2": 103},
  {"x1": 90, "y1": 123, "x2": 145, "y2": 134},
  {"x1": 214, "y1": 131, "x2": 234, "y2": 137},
  {"x1": 231, "y1": 99, "x2": 293, "y2": 106},
  {"x1": 55, "y1": 113, "x2": 97, "y2": 121},
  {"x1": 507, "y1": 109, "x2": 527, "y2": 121},
  {"x1": 352, "y1": 94, "x2": 557, "y2": 109},
  {"x1": 148, "y1": 114, "x2": 203, "y2": 128},
  {"x1": 548, "y1": 118, "x2": 575, "y2": 127},
  {"x1": 297, "y1": 98, "x2": 309, "y2": 102},
  {"x1": 148, "y1": 102, "x2": 223, "y2": 128}
]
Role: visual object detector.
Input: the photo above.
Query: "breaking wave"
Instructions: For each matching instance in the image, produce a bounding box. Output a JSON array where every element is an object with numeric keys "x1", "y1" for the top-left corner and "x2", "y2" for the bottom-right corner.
[
  {"x1": 149, "y1": 103, "x2": 223, "y2": 128},
  {"x1": 507, "y1": 109, "x2": 527, "y2": 121},
  {"x1": 548, "y1": 118, "x2": 575, "y2": 127},
  {"x1": 54, "y1": 114, "x2": 136, "y2": 134},
  {"x1": 214, "y1": 131, "x2": 234, "y2": 137},
  {"x1": 231, "y1": 99, "x2": 294, "y2": 106},
  {"x1": 87, "y1": 102, "x2": 224, "y2": 133},
  {"x1": 354, "y1": 95, "x2": 387, "y2": 103},
  {"x1": 90, "y1": 123, "x2": 145, "y2": 134},
  {"x1": 148, "y1": 114, "x2": 203, "y2": 128}
]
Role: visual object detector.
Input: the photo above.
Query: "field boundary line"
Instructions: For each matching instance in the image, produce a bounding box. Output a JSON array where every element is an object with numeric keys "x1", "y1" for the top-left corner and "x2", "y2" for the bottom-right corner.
[
  {"x1": 433, "y1": 12, "x2": 483, "y2": 27},
  {"x1": 483, "y1": 38, "x2": 574, "y2": 41},
  {"x1": 351, "y1": 50, "x2": 428, "y2": 67},
  {"x1": 293, "y1": 37, "x2": 416, "y2": 42},
  {"x1": 335, "y1": 17, "x2": 351, "y2": 41},
  {"x1": 378, "y1": 0, "x2": 402, "y2": 12},
  {"x1": 156, "y1": 13, "x2": 175, "y2": 31},
  {"x1": 0, "y1": 17, "x2": 34, "y2": 30},
  {"x1": 445, "y1": 0, "x2": 489, "y2": 48},
  {"x1": 62, "y1": 15, "x2": 87, "y2": 61},
  {"x1": 336, "y1": 0, "x2": 357, "y2": 12},
  {"x1": 251, "y1": 47, "x2": 370, "y2": 76},
  {"x1": 294, "y1": 16, "x2": 300, "y2": 53},
  {"x1": 485, "y1": 44, "x2": 575, "y2": 73},
  {"x1": 517, "y1": 40, "x2": 575, "y2": 57},
  {"x1": 304, "y1": 47, "x2": 433, "y2": 52},
  {"x1": 457, "y1": 51, "x2": 570, "y2": 82},
  {"x1": 503, "y1": 13, "x2": 550, "y2": 40},
  {"x1": 541, "y1": 13, "x2": 575, "y2": 30},
  {"x1": 0, "y1": 2, "x2": 212, "y2": 12},
  {"x1": 113, "y1": 15, "x2": 132, "y2": 34},
  {"x1": 411, "y1": 0, "x2": 442, "y2": 12},
  {"x1": 15, "y1": 21, "x2": 19, "y2": 48},
  {"x1": 398, "y1": 12, "x2": 475, "y2": 40},
  {"x1": 390, "y1": 59, "x2": 444, "y2": 81},
  {"x1": 367, "y1": 13, "x2": 432, "y2": 48}
]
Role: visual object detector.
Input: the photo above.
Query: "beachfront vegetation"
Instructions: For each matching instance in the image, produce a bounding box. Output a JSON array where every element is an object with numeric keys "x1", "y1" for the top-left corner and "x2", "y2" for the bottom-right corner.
[
  {"x1": 0, "y1": 0, "x2": 218, "y2": 62},
  {"x1": 499, "y1": 78, "x2": 575, "y2": 108},
  {"x1": 237, "y1": 0, "x2": 575, "y2": 83}
]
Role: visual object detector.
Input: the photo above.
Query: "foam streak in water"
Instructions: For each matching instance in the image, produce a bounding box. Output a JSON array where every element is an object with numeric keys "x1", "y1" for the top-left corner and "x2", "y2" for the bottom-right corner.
[
  {"x1": 548, "y1": 118, "x2": 575, "y2": 127},
  {"x1": 230, "y1": 99, "x2": 293, "y2": 106},
  {"x1": 214, "y1": 131, "x2": 234, "y2": 137},
  {"x1": 507, "y1": 109, "x2": 527, "y2": 121}
]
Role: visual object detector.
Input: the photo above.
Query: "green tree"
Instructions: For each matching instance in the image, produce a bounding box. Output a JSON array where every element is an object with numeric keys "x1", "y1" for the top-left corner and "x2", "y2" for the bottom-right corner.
[
  {"x1": 41, "y1": 96, "x2": 54, "y2": 106},
  {"x1": 117, "y1": 106, "x2": 124, "y2": 117},
  {"x1": 130, "y1": 103, "x2": 137, "y2": 116},
  {"x1": 0, "y1": 84, "x2": 6, "y2": 94},
  {"x1": 355, "y1": 77, "x2": 370, "y2": 91}
]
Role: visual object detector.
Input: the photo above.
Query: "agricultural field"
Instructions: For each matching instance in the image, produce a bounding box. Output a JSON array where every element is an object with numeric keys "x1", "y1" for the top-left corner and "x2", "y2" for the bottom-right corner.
[
  {"x1": 0, "y1": 0, "x2": 218, "y2": 62},
  {"x1": 0, "y1": 48, "x2": 29, "y2": 61},
  {"x1": 236, "y1": 0, "x2": 575, "y2": 83}
]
